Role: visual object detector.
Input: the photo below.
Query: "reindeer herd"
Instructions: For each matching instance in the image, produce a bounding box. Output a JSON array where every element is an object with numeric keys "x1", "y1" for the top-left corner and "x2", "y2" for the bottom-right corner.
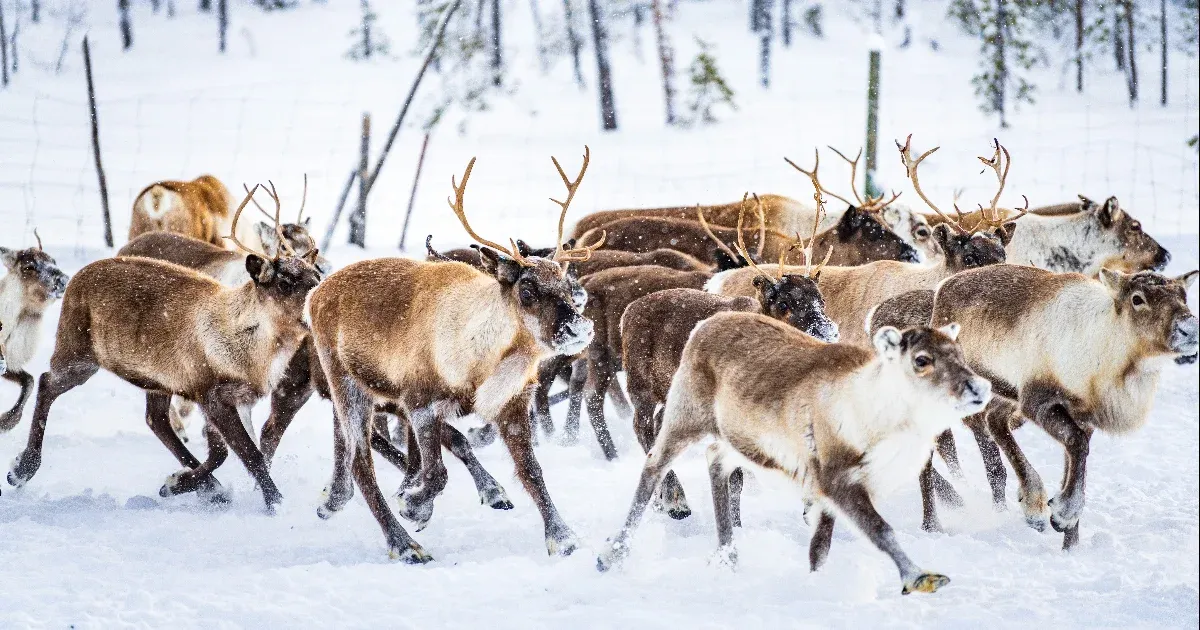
[{"x1": 0, "y1": 136, "x2": 1195, "y2": 596}]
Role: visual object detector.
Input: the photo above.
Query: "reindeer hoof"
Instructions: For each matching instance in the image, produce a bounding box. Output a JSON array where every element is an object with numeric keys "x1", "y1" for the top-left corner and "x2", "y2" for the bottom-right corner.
[
  {"x1": 1048, "y1": 495, "x2": 1081, "y2": 532},
  {"x1": 389, "y1": 543, "x2": 433, "y2": 564},
  {"x1": 316, "y1": 504, "x2": 335, "y2": 520},
  {"x1": 921, "y1": 519, "x2": 944, "y2": 534},
  {"x1": 8, "y1": 452, "x2": 35, "y2": 488},
  {"x1": 902, "y1": 572, "x2": 950, "y2": 595},
  {"x1": 546, "y1": 529, "x2": 580, "y2": 557},
  {"x1": 596, "y1": 540, "x2": 627, "y2": 572},
  {"x1": 467, "y1": 425, "x2": 497, "y2": 448},
  {"x1": 197, "y1": 478, "x2": 230, "y2": 505},
  {"x1": 395, "y1": 492, "x2": 434, "y2": 531},
  {"x1": 710, "y1": 545, "x2": 738, "y2": 569},
  {"x1": 1018, "y1": 488, "x2": 1051, "y2": 531},
  {"x1": 479, "y1": 485, "x2": 513, "y2": 510}
]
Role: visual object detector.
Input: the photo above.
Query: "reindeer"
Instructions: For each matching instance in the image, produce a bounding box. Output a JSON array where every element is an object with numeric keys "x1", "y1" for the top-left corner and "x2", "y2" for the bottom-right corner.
[
  {"x1": 120, "y1": 182, "x2": 331, "y2": 443},
  {"x1": 596, "y1": 312, "x2": 991, "y2": 595},
  {"x1": 7, "y1": 185, "x2": 323, "y2": 509},
  {"x1": 305, "y1": 148, "x2": 602, "y2": 561},
  {"x1": 920, "y1": 264, "x2": 1197, "y2": 550},
  {"x1": 620, "y1": 219, "x2": 841, "y2": 520},
  {"x1": 129, "y1": 174, "x2": 240, "y2": 249},
  {"x1": 0, "y1": 233, "x2": 69, "y2": 433}
]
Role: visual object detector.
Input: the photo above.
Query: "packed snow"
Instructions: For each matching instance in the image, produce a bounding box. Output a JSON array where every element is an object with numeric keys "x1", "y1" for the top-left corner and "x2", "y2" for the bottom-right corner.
[{"x1": 1, "y1": 1, "x2": 1197, "y2": 627}]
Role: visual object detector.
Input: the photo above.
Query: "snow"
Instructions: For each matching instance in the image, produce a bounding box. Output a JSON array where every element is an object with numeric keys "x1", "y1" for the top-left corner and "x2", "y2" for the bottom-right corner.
[{"x1": 1, "y1": 0, "x2": 1198, "y2": 627}]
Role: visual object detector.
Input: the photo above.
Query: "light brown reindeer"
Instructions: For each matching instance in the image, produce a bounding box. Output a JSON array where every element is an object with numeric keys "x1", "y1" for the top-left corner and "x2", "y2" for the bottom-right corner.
[
  {"x1": 305, "y1": 148, "x2": 602, "y2": 561},
  {"x1": 7, "y1": 185, "x2": 322, "y2": 508},
  {"x1": 0, "y1": 231, "x2": 69, "y2": 433},
  {"x1": 129, "y1": 174, "x2": 237, "y2": 249},
  {"x1": 596, "y1": 312, "x2": 991, "y2": 595}
]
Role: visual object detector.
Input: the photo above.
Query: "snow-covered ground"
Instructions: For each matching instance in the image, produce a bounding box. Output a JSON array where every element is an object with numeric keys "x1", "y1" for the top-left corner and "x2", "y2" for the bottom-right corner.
[{"x1": 1, "y1": 1, "x2": 1197, "y2": 627}]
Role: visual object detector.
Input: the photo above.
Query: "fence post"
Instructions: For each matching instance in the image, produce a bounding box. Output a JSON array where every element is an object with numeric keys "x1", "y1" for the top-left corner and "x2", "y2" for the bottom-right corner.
[
  {"x1": 864, "y1": 42, "x2": 882, "y2": 199},
  {"x1": 349, "y1": 113, "x2": 370, "y2": 247},
  {"x1": 84, "y1": 36, "x2": 114, "y2": 248},
  {"x1": 399, "y1": 131, "x2": 432, "y2": 251}
]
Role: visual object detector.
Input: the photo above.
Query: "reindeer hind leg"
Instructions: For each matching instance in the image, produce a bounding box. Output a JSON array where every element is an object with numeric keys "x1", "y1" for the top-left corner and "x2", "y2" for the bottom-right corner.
[
  {"x1": 9, "y1": 360, "x2": 99, "y2": 487},
  {"x1": 442, "y1": 421, "x2": 513, "y2": 510}
]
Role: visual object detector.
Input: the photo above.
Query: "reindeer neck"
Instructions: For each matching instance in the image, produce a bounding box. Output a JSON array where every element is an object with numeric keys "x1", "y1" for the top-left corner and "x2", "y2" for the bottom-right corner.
[{"x1": 1009, "y1": 214, "x2": 1105, "y2": 273}]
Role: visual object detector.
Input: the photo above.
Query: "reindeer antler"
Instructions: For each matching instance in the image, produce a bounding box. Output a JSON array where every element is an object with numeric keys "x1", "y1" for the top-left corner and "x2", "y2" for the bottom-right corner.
[
  {"x1": 226, "y1": 183, "x2": 271, "y2": 257},
  {"x1": 733, "y1": 193, "x2": 777, "y2": 282},
  {"x1": 446, "y1": 157, "x2": 530, "y2": 265},
  {"x1": 827, "y1": 146, "x2": 866, "y2": 207},
  {"x1": 698, "y1": 203, "x2": 740, "y2": 262},
  {"x1": 261, "y1": 180, "x2": 298, "y2": 258},
  {"x1": 785, "y1": 150, "x2": 855, "y2": 209},
  {"x1": 965, "y1": 138, "x2": 1027, "y2": 234},
  {"x1": 297, "y1": 173, "x2": 308, "y2": 224},
  {"x1": 896, "y1": 134, "x2": 969, "y2": 235},
  {"x1": 243, "y1": 183, "x2": 278, "y2": 223},
  {"x1": 549, "y1": 146, "x2": 602, "y2": 263},
  {"x1": 33, "y1": 229, "x2": 43, "y2": 251}
]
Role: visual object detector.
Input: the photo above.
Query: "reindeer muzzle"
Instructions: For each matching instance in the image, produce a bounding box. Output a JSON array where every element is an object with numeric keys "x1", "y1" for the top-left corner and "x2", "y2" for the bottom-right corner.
[
  {"x1": 956, "y1": 376, "x2": 992, "y2": 413},
  {"x1": 1152, "y1": 247, "x2": 1171, "y2": 272},
  {"x1": 1170, "y1": 315, "x2": 1199, "y2": 356},
  {"x1": 554, "y1": 316, "x2": 594, "y2": 356}
]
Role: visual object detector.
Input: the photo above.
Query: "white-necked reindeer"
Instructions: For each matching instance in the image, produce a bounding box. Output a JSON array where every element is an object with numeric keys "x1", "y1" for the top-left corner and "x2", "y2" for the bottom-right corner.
[
  {"x1": 597, "y1": 312, "x2": 991, "y2": 595},
  {"x1": 0, "y1": 233, "x2": 69, "y2": 432}
]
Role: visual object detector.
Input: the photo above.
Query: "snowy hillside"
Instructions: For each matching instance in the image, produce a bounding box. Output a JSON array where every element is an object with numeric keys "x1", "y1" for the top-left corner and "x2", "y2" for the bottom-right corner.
[{"x1": 0, "y1": 0, "x2": 1198, "y2": 627}]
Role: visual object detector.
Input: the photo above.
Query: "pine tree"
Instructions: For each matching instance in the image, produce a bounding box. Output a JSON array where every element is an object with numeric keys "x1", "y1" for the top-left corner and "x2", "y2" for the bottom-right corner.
[
  {"x1": 347, "y1": 1, "x2": 390, "y2": 60},
  {"x1": 949, "y1": 0, "x2": 1038, "y2": 128},
  {"x1": 651, "y1": 0, "x2": 678, "y2": 125},
  {"x1": 684, "y1": 38, "x2": 736, "y2": 126}
]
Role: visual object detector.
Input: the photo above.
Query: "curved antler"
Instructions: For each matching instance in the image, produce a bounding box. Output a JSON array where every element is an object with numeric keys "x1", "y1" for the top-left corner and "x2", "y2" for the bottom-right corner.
[
  {"x1": 896, "y1": 134, "x2": 968, "y2": 234},
  {"x1": 733, "y1": 193, "x2": 775, "y2": 282},
  {"x1": 827, "y1": 146, "x2": 865, "y2": 207},
  {"x1": 446, "y1": 157, "x2": 529, "y2": 265},
  {"x1": 966, "y1": 139, "x2": 1027, "y2": 234},
  {"x1": 226, "y1": 183, "x2": 269, "y2": 257},
  {"x1": 297, "y1": 173, "x2": 308, "y2": 224},
  {"x1": 33, "y1": 228, "x2": 43, "y2": 251},
  {"x1": 262, "y1": 180, "x2": 297, "y2": 258},
  {"x1": 698, "y1": 203, "x2": 740, "y2": 262},
  {"x1": 785, "y1": 150, "x2": 855, "y2": 209},
  {"x1": 551, "y1": 146, "x2": 592, "y2": 263}
]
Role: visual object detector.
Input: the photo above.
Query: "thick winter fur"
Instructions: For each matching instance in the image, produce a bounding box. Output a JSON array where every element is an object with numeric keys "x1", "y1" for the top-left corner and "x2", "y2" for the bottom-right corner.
[
  {"x1": 571, "y1": 248, "x2": 709, "y2": 276},
  {"x1": 707, "y1": 224, "x2": 1013, "y2": 346},
  {"x1": 928, "y1": 264, "x2": 1198, "y2": 548},
  {"x1": 128, "y1": 175, "x2": 235, "y2": 249},
  {"x1": 0, "y1": 246, "x2": 69, "y2": 432},
  {"x1": 305, "y1": 253, "x2": 591, "y2": 562},
  {"x1": 597, "y1": 314, "x2": 990, "y2": 595},
  {"x1": 620, "y1": 279, "x2": 839, "y2": 518},
  {"x1": 579, "y1": 207, "x2": 919, "y2": 268},
  {"x1": 923, "y1": 196, "x2": 1169, "y2": 277},
  {"x1": 6, "y1": 255, "x2": 321, "y2": 509}
]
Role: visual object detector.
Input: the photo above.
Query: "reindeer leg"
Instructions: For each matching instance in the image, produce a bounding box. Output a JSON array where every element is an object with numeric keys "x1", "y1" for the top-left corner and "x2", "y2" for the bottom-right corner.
[
  {"x1": 144, "y1": 392, "x2": 215, "y2": 498},
  {"x1": 368, "y1": 419, "x2": 408, "y2": 471},
  {"x1": 441, "y1": 421, "x2": 513, "y2": 510},
  {"x1": 584, "y1": 353, "x2": 619, "y2": 460},
  {"x1": 201, "y1": 385, "x2": 281, "y2": 510},
  {"x1": 935, "y1": 429, "x2": 964, "y2": 479},
  {"x1": 395, "y1": 403, "x2": 449, "y2": 531},
  {"x1": 808, "y1": 509, "x2": 837, "y2": 571},
  {"x1": 259, "y1": 346, "x2": 315, "y2": 467},
  {"x1": 821, "y1": 468, "x2": 948, "y2": 595},
  {"x1": 0, "y1": 369, "x2": 35, "y2": 432},
  {"x1": 9, "y1": 362, "x2": 99, "y2": 487},
  {"x1": 317, "y1": 363, "x2": 363, "y2": 520},
  {"x1": 986, "y1": 400, "x2": 1049, "y2": 531},
  {"x1": 562, "y1": 357, "x2": 588, "y2": 445},
  {"x1": 919, "y1": 458, "x2": 944, "y2": 533},
  {"x1": 728, "y1": 468, "x2": 745, "y2": 528},
  {"x1": 530, "y1": 357, "x2": 561, "y2": 438},
  {"x1": 966, "y1": 411, "x2": 1008, "y2": 509},
  {"x1": 597, "y1": 417, "x2": 702, "y2": 571},
  {"x1": 607, "y1": 378, "x2": 633, "y2": 419},
  {"x1": 1028, "y1": 403, "x2": 1092, "y2": 551},
  {"x1": 167, "y1": 397, "x2": 195, "y2": 444},
  {"x1": 706, "y1": 443, "x2": 738, "y2": 567}
]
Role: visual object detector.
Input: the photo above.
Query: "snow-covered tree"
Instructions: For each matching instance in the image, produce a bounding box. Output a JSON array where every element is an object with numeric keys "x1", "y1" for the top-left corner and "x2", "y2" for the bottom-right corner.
[{"x1": 683, "y1": 38, "x2": 735, "y2": 126}]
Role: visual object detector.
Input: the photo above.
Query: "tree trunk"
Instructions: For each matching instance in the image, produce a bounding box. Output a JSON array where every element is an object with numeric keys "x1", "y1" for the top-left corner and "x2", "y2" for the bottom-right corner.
[
  {"x1": 84, "y1": 37, "x2": 114, "y2": 247},
  {"x1": 995, "y1": 0, "x2": 1008, "y2": 128},
  {"x1": 587, "y1": 0, "x2": 618, "y2": 130},
  {"x1": 152, "y1": 0, "x2": 161, "y2": 12},
  {"x1": 895, "y1": 0, "x2": 905, "y2": 20},
  {"x1": 758, "y1": 0, "x2": 773, "y2": 88},
  {"x1": 651, "y1": 0, "x2": 677, "y2": 125},
  {"x1": 530, "y1": 0, "x2": 549, "y2": 72},
  {"x1": 200, "y1": 0, "x2": 212, "y2": 11},
  {"x1": 0, "y1": 2, "x2": 8, "y2": 88},
  {"x1": 10, "y1": 20, "x2": 18, "y2": 75},
  {"x1": 1156, "y1": 0, "x2": 1166, "y2": 106},
  {"x1": 31, "y1": 0, "x2": 40, "y2": 24},
  {"x1": 1114, "y1": 6, "x2": 1126, "y2": 71},
  {"x1": 168, "y1": 1, "x2": 176, "y2": 18},
  {"x1": 219, "y1": 0, "x2": 228, "y2": 53},
  {"x1": 1075, "y1": 0, "x2": 1084, "y2": 92},
  {"x1": 782, "y1": 0, "x2": 792, "y2": 47},
  {"x1": 750, "y1": 0, "x2": 762, "y2": 32},
  {"x1": 1125, "y1": 0, "x2": 1137, "y2": 105},
  {"x1": 562, "y1": 0, "x2": 585, "y2": 87},
  {"x1": 490, "y1": 0, "x2": 502, "y2": 86},
  {"x1": 119, "y1": 0, "x2": 133, "y2": 51},
  {"x1": 349, "y1": 113, "x2": 370, "y2": 248},
  {"x1": 361, "y1": 0, "x2": 372, "y2": 59}
]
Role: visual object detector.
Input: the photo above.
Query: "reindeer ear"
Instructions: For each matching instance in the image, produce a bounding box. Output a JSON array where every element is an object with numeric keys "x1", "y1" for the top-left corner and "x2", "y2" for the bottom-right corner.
[
  {"x1": 0, "y1": 247, "x2": 15, "y2": 270},
  {"x1": 836, "y1": 206, "x2": 863, "y2": 239},
  {"x1": 1097, "y1": 197, "x2": 1123, "y2": 228},
  {"x1": 1077, "y1": 195, "x2": 1096, "y2": 211},
  {"x1": 872, "y1": 326, "x2": 903, "y2": 361},
  {"x1": 477, "y1": 247, "x2": 521, "y2": 285},
  {"x1": 932, "y1": 223, "x2": 955, "y2": 252},
  {"x1": 1176, "y1": 270, "x2": 1199, "y2": 291},
  {"x1": 751, "y1": 274, "x2": 775, "y2": 299},
  {"x1": 514, "y1": 239, "x2": 534, "y2": 257},
  {"x1": 246, "y1": 254, "x2": 275, "y2": 284},
  {"x1": 938, "y1": 322, "x2": 961, "y2": 341},
  {"x1": 997, "y1": 221, "x2": 1018, "y2": 246},
  {"x1": 301, "y1": 216, "x2": 312, "y2": 228},
  {"x1": 1098, "y1": 267, "x2": 1127, "y2": 293}
]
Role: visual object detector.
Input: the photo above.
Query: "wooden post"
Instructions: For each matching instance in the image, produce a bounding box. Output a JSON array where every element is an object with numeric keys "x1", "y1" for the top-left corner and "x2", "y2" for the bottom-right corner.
[
  {"x1": 1160, "y1": 0, "x2": 1167, "y2": 106},
  {"x1": 84, "y1": 37, "x2": 114, "y2": 248},
  {"x1": 0, "y1": 1, "x2": 9, "y2": 88},
  {"x1": 399, "y1": 131, "x2": 432, "y2": 252},
  {"x1": 864, "y1": 46, "x2": 882, "y2": 198},
  {"x1": 349, "y1": 114, "x2": 370, "y2": 247},
  {"x1": 218, "y1": 0, "x2": 228, "y2": 53},
  {"x1": 320, "y1": 170, "x2": 358, "y2": 252}
]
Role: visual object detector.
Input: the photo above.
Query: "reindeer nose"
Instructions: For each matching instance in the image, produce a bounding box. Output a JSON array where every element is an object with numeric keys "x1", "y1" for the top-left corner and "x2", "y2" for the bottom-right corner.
[
  {"x1": 1154, "y1": 248, "x2": 1171, "y2": 270},
  {"x1": 1173, "y1": 315, "x2": 1199, "y2": 352},
  {"x1": 961, "y1": 377, "x2": 991, "y2": 406}
]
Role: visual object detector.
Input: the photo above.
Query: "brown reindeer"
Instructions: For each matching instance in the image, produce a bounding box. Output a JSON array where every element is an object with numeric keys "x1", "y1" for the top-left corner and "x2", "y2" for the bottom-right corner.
[
  {"x1": 129, "y1": 174, "x2": 237, "y2": 248},
  {"x1": 0, "y1": 233, "x2": 70, "y2": 433},
  {"x1": 596, "y1": 313, "x2": 991, "y2": 595},
  {"x1": 7, "y1": 185, "x2": 322, "y2": 508},
  {"x1": 305, "y1": 148, "x2": 602, "y2": 561}
]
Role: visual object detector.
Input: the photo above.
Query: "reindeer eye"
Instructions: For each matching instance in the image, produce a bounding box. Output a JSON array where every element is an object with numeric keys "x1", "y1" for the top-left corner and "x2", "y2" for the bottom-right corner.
[
  {"x1": 1130, "y1": 221, "x2": 1141, "y2": 232},
  {"x1": 915, "y1": 227, "x2": 930, "y2": 238},
  {"x1": 519, "y1": 286, "x2": 535, "y2": 305},
  {"x1": 913, "y1": 354, "x2": 934, "y2": 370},
  {"x1": 1131, "y1": 293, "x2": 1146, "y2": 307}
]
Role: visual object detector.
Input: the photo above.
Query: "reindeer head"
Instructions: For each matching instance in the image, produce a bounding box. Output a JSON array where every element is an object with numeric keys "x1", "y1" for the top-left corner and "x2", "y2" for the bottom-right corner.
[
  {"x1": 874, "y1": 324, "x2": 992, "y2": 415},
  {"x1": 1099, "y1": 269, "x2": 1198, "y2": 358},
  {"x1": 228, "y1": 183, "x2": 324, "y2": 327},
  {"x1": 1079, "y1": 196, "x2": 1170, "y2": 273},
  {"x1": 752, "y1": 274, "x2": 839, "y2": 342},
  {"x1": 446, "y1": 149, "x2": 602, "y2": 357},
  {"x1": 932, "y1": 222, "x2": 1013, "y2": 273},
  {"x1": 1, "y1": 234, "x2": 70, "y2": 306},
  {"x1": 516, "y1": 239, "x2": 587, "y2": 310},
  {"x1": 246, "y1": 176, "x2": 333, "y2": 276},
  {"x1": 834, "y1": 206, "x2": 920, "y2": 263}
]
